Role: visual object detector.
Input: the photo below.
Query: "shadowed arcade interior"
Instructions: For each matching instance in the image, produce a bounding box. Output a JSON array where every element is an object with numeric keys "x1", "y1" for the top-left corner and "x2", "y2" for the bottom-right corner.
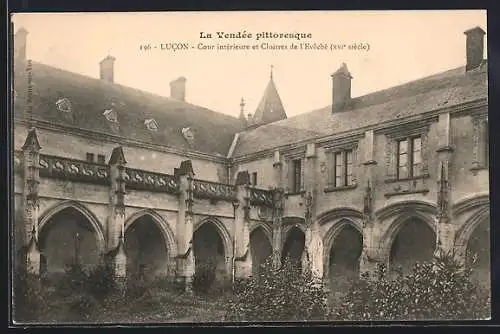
[
  {"x1": 466, "y1": 218, "x2": 490, "y2": 290},
  {"x1": 250, "y1": 227, "x2": 272, "y2": 276},
  {"x1": 193, "y1": 222, "x2": 227, "y2": 287},
  {"x1": 124, "y1": 215, "x2": 169, "y2": 280},
  {"x1": 39, "y1": 207, "x2": 101, "y2": 277},
  {"x1": 389, "y1": 218, "x2": 436, "y2": 275},
  {"x1": 328, "y1": 224, "x2": 363, "y2": 286},
  {"x1": 281, "y1": 226, "x2": 305, "y2": 269}
]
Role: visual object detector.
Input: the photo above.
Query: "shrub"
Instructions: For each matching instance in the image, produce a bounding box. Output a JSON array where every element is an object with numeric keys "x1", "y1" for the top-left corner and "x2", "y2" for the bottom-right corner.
[
  {"x1": 12, "y1": 267, "x2": 51, "y2": 323},
  {"x1": 335, "y1": 252, "x2": 491, "y2": 321},
  {"x1": 86, "y1": 263, "x2": 118, "y2": 302},
  {"x1": 66, "y1": 294, "x2": 100, "y2": 321},
  {"x1": 56, "y1": 262, "x2": 88, "y2": 297},
  {"x1": 225, "y1": 257, "x2": 329, "y2": 321}
]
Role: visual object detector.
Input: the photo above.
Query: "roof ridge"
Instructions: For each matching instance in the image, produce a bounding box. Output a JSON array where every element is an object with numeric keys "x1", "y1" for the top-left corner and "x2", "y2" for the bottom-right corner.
[
  {"x1": 29, "y1": 60, "x2": 241, "y2": 122},
  {"x1": 247, "y1": 64, "x2": 486, "y2": 131}
]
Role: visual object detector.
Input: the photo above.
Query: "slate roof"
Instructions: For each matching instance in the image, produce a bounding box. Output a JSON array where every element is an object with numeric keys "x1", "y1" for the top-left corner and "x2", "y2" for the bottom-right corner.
[
  {"x1": 250, "y1": 73, "x2": 288, "y2": 126},
  {"x1": 232, "y1": 62, "x2": 488, "y2": 157},
  {"x1": 13, "y1": 61, "x2": 244, "y2": 156}
]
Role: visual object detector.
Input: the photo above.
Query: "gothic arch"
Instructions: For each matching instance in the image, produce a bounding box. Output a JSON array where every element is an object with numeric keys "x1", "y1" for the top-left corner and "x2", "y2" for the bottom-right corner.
[
  {"x1": 379, "y1": 210, "x2": 436, "y2": 263},
  {"x1": 194, "y1": 217, "x2": 233, "y2": 262},
  {"x1": 317, "y1": 207, "x2": 363, "y2": 226},
  {"x1": 322, "y1": 218, "x2": 363, "y2": 276},
  {"x1": 250, "y1": 222, "x2": 273, "y2": 244},
  {"x1": 124, "y1": 209, "x2": 177, "y2": 257},
  {"x1": 281, "y1": 216, "x2": 306, "y2": 249},
  {"x1": 452, "y1": 193, "x2": 490, "y2": 217},
  {"x1": 375, "y1": 200, "x2": 437, "y2": 222},
  {"x1": 454, "y1": 205, "x2": 490, "y2": 259},
  {"x1": 38, "y1": 200, "x2": 106, "y2": 253}
]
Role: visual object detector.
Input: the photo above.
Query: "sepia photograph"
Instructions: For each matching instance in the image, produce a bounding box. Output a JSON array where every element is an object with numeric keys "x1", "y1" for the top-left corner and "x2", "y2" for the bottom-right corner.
[{"x1": 10, "y1": 10, "x2": 490, "y2": 324}]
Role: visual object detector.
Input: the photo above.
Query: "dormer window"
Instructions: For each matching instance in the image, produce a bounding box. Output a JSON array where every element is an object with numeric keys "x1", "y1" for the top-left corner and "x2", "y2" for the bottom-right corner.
[
  {"x1": 56, "y1": 98, "x2": 72, "y2": 113},
  {"x1": 103, "y1": 109, "x2": 118, "y2": 123},
  {"x1": 182, "y1": 127, "x2": 194, "y2": 141},
  {"x1": 145, "y1": 118, "x2": 159, "y2": 132}
]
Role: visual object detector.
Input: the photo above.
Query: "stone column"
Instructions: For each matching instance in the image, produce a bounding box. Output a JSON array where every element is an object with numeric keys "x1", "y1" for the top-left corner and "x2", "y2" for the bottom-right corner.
[
  {"x1": 271, "y1": 150, "x2": 284, "y2": 269},
  {"x1": 301, "y1": 143, "x2": 323, "y2": 279},
  {"x1": 359, "y1": 130, "x2": 380, "y2": 277},
  {"x1": 21, "y1": 128, "x2": 42, "y2": 275},
  {"x1": 107, "y1": 146, "x2": 127, "y2": 278},
  {"x1": 435, "y1": 113, "x2": 456, "y2": 258},
  {"x1": 175, "y1": 160, "x2": 195, "y2": 293},
  {"x1": 233, "y1": 171, "x2": 252, "y2": 279}
]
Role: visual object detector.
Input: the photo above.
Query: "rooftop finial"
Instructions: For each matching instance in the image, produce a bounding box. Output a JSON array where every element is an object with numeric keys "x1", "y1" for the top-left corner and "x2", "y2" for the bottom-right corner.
[
  {"x1": 240, "y1": 97, "x2": 245, "y2": 113},
  {"x1": 270, "y1": 64, "x2": 274, "y2": 79}
]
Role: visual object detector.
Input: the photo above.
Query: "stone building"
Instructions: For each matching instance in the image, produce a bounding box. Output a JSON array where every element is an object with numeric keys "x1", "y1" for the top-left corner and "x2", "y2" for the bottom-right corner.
[{"x1": 13, "y1": 25, "x2": 489, "y2": 291}]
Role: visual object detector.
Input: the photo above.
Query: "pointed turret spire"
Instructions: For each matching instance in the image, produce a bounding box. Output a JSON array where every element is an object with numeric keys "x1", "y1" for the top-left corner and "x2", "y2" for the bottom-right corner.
[
  {"x1": 22, "y1": 127, "x2": 42, "y2": 151},
  {"x1": 109, "y1": 146, "x2": 127, "y2": 165},
  {"x1": 251, "y1": 66, "x2": 287, "y2": 127},
  {"x1": 239, "y1": 97, "x2": 247, "y2": 126}
]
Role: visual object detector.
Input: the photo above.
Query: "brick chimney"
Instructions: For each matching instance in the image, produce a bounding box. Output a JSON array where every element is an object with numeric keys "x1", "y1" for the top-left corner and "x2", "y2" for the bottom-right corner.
[
  {"x1": 170, "y1": 77, "x2": 187, "y2": 101},
  {"x1": 331, "y1": 63, "x2": 352, "y2": 112},
  {"x1": 464, "y1": 27, "x2": 485, "y2": 72},
  {"x1": 14, "y1": 27, "x2": 29, "y2": 63},
  {"x1": 99, "y1": 55, "x2": 116, "y2": 84}
]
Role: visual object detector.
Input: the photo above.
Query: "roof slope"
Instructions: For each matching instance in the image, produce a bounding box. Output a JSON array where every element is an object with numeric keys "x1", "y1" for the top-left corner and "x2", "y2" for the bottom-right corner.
[
  {"x1": 13, "y1": 61, "x2": 244, "y2": 156},
  {"x1": 251, "y1": 74, "x2": 287, "y2": 126},
  {"x1": 233, "y1": 63, "x2": 488, "y2": 157}
]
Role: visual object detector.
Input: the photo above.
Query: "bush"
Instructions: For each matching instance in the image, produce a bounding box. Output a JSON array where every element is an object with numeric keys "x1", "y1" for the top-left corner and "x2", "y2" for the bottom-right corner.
[
  {"x1": 12, "y1": 267, "x2": 51, "y2": 323},
  {"x1": 66, "y1": 294, "x2": 100, "y2": 321},
  {"x1": 225, "y1": 257, "x2": 329, "y2": 321},
  {"x1": 335, "y1": 252, "x2": 491, "y2": 321},
  {"x1": 86, "y1": 263, "x2": 119, "y2": 301},
  {"x1": 56, "y1": 262, "x2": 119, "y2": 302},
  {"x1": 56, "y1": 263, "x2": 88, "y2": 297}
]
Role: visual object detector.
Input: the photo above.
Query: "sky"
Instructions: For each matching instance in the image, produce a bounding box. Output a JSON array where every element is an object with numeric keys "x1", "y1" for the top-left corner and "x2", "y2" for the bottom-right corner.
[{"x1": 11, "y1": 10, "x2": 487, "y2": 119}]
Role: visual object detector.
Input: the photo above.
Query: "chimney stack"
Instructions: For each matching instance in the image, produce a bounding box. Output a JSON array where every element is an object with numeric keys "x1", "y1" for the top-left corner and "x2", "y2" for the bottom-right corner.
[
  {"x1": 99, "y1": 55, "x2": 116, "y2": 84},
  {"x1": 14, "y1": 27, "x2": 29, "y2": 63},
  {"x1": 331, "y1": 63, "x2": 352, "y2": 113},
  {"x1": 170, "y1": 77, "x2": 187, "y2": 101},
  {"x1": 464, "y1": 26, "x2": 485, "y2": 72}
]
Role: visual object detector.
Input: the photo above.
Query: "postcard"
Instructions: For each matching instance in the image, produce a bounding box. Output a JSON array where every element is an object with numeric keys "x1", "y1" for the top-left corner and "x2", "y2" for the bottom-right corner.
[{"x1": 10, "y1": 10, "x2": 490, "y2": 324}]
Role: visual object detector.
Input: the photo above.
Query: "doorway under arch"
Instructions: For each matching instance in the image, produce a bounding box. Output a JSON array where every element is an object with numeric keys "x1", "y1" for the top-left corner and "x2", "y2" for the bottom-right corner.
[
  {"x1": 466, "y1": 218, "x2": 490, "y2": 290},
  {"x1": 389, "y1": 217, "x2": 436, "y2": 276},
  {"x1": 193, "y1": 221, "x2": 227, "y2": 289},
  {"x1": 38, "y1": 206, "x2": 103, "y2": 278},
  {"x1": 328, "y1": 224, "x2": 363, "y2": 286},
  {"x1": 281, "y1": 226, "x2": 305, "y2": 270},
  {"x1": 124, "y1": 214, "x2": 170, "y2": 281},
  {"x1": 250, "y1": 227, "x2": 272, "y2": 276}
]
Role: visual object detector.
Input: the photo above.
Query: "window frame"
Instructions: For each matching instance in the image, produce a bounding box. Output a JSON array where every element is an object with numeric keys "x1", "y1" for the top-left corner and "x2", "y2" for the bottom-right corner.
[
  {"x1": 291, "y1": 158, "x2": 302, "y2": 193},
  {"x1": 86, "y1": 153, "x2": 95, "y2": 163},
  {"x1": 331, "y1": 148, "x2": 354, "y2": 188},
  {"x1": 251, "y1": 172, "x2": 258, "y2": 186},
  {"x1": 396, "y1": 135, "x2": 422, "y2": 180},
  {"x1": 97, "y1": 154, "x2": 106, "y2": 165}
]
